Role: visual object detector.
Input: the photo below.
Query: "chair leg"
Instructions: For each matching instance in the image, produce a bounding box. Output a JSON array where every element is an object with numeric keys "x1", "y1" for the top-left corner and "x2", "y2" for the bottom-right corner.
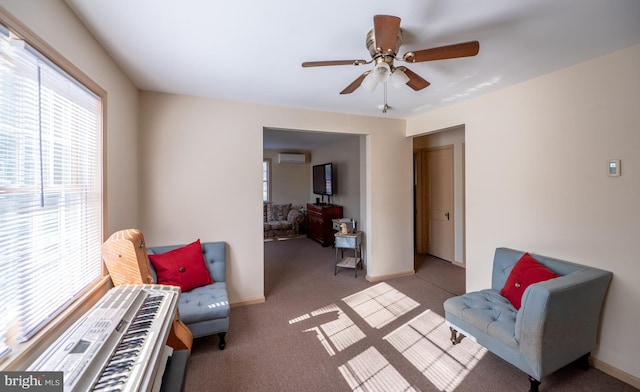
[
  {"x1": 528, "y1": 376, "x2": 541, "y2": 392},
  {"x1": 449, "y1": 327, "x2": 465, "y2": 345},
  {"x1": 577, "y1": 352, "x2": 590, "y2": 371},
  {"x1": 218, "y1": 332, "x2": 226, "y2": 350}
]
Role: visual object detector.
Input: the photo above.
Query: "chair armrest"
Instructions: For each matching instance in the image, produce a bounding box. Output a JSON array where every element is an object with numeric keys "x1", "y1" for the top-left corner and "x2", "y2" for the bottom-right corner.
[
  {"x1": 287, "y1": 209, "x2": 304, "y2": 230},
  {"x1": 201, "y1": 242, "x2": 226, "y2": 283},
  {"x1": 515, "y1": 268, "x2": 612, "y2": 378}
]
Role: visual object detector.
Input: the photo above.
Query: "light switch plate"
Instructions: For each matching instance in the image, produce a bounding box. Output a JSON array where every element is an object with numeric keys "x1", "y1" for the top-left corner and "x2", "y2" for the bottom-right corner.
[{"x1": 608, "y1": 159, "x2": 621, "y2": 176}]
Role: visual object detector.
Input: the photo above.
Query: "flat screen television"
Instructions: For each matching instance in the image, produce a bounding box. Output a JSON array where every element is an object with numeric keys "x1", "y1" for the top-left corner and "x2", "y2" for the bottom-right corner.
[{"x1": 312, "y1": 162, "x2": 334, "y2": 196}]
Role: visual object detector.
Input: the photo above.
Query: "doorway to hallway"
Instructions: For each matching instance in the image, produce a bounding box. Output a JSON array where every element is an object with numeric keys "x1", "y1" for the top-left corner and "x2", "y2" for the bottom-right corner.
[
  {"x1": 415, "y1": 146, "x2": 454, "y2": 261},
  {"x1": 413, "y1": 126, "x2": 465, "y2": 266}
]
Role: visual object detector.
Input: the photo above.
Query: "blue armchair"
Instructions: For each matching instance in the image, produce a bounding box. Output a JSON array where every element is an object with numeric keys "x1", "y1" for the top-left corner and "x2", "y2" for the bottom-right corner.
[
  {"x1": 444, "y1": 247, "x2": 612, "y2": 391},
  {"x1": 148, "y1": 241, "x2": 230, "y2": 350}
]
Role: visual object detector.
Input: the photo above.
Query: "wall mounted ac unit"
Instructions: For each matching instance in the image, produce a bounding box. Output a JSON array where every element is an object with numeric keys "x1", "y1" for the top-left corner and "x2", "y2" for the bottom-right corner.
[{"x1": 278, "y1": 153, "x2": 307, "y2": 164}]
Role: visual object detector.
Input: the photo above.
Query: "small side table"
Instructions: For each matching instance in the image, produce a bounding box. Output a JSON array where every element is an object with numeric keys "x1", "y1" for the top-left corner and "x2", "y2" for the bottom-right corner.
[{"x1": 334, "y1": 231, "x2": 363, "y2": 277}]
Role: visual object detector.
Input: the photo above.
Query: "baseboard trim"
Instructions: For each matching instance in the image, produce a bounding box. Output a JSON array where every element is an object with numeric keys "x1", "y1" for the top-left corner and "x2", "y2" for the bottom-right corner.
[
  {"x1": 366, "y1": 269, "x2": 415, "y2": 282},
  {"x1": 592, "y1": 357, "x2": 640, "y2": 389},
  {"x1": 263, "y1": 235, "x2": 306, "y2": 242},
  {"x1": 230, "y1": 296, "x2": 266, "y2": 308}
]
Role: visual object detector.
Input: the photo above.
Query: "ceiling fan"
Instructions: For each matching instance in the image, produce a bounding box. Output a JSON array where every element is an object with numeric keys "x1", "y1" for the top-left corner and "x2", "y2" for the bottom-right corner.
[{"x1": 301, "y1": 15, "x2": 480, "y2": 112}]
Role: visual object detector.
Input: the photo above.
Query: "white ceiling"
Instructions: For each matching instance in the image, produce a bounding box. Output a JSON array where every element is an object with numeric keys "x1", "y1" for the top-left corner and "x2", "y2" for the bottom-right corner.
[{"x1": 64, "y1": 0, "x2": 640, "y2": 123}]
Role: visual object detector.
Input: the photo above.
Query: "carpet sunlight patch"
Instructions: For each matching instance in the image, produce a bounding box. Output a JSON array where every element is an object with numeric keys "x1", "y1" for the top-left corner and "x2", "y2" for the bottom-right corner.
[
  {"x1": 342, "y1": 282, "x2": 420, "y2": 329},
  {"x1": 289, "y1": 304, "x2": 365, "y2": 356},
  {"x1": 338, "y1": 346, "x2": 421, "y2": 392},
  {"x1": 290, "y1": 283, "x2": 484, "y2": 391},
  {"x1": 383, "y1": 309, "x2": 487, "y2": 392}
]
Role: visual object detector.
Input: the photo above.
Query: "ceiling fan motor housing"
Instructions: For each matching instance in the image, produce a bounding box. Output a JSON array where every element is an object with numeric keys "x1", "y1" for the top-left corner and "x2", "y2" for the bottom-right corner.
[{"x1": 366, "y1": 28, "x2": 403, "y2": 65}]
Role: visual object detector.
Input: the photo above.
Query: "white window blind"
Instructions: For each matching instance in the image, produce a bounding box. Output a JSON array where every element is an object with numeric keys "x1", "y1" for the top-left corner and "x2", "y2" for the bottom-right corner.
[
  {"x1": 0, "y1": 24, "x2": 103, "y2": 359},
  {"x1": 262, "y1": 159, "x2": 270, "y2": 202}
]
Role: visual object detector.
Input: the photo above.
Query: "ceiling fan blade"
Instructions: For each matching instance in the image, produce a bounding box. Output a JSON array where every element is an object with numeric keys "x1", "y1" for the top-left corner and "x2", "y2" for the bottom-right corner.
[
  {"x1": 403, "y1": 40, "x2": 480, "y2": 63},
  {"x1": 302, "y1": 59, "x2": 368, "y2": 67},
  {"x1": 340, "y1": 71, "x2": 370, "y2": 94},
  {"x1": 399, "y1": 67, "x2": 430, "y2": 91},
  {"x1": 374, "y1": 15, "x2": 401, "y2": 54}
]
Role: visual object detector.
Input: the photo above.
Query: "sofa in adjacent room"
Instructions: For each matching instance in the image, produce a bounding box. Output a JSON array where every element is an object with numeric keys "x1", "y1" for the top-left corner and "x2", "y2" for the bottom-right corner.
[{"x1": 263, "y1": 202, "x2": 305, "y2": 239}]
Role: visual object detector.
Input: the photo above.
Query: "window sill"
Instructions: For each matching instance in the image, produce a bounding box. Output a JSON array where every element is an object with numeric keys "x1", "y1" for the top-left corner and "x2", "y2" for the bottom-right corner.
[{"x1": 0, "y1": 276, "x2": 112, "y2": 371}]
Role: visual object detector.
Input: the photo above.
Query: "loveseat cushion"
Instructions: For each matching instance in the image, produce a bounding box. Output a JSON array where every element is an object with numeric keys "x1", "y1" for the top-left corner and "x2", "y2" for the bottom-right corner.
[
  {"x1": 266, "y1": 203, "x2": 290, "y2": 221},
  {"x1": 444, "y1": 288, "x2": 518, "y2": 347},
  {"x1": 178, "y1": 282, "x2": 230, "y2": 324},
  {"x1": 148, "y1": 239, "x2": 213, "y2": 292},
  {"x1": 500, "y1": 252, "x2": 559, "y2": 309},
  {"x1": 265, "y1": 221, "x2": 292, "y2": 230}
]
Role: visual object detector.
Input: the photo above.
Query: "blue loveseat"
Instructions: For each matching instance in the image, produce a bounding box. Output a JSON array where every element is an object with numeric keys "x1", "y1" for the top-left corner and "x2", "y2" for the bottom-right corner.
[
  {"x1": 148, "y1": 241, "x2": 230, "y2": 350},
  {"x1": 444, "y1": 247, "x2": 612, "y2": 392}
]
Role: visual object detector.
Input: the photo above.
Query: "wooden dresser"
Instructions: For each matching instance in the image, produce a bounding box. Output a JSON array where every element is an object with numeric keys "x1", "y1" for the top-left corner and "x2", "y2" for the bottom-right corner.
[{"x1": 306, "y1": 203, "x2": 343, "y2": 246}]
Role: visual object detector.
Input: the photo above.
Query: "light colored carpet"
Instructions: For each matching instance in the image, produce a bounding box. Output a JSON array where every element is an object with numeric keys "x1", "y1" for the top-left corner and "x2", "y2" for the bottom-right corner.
[{"x1": 185, "y1": 237, "x2": 636, "y2": 392}]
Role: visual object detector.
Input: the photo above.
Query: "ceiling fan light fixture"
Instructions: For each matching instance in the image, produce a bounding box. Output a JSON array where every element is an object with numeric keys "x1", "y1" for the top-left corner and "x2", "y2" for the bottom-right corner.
[
  {"x1": 362, "y1": 71, "x2": 379, "y2": 92},
  {"x1": 390, "y1": 67, "x2": 410, "y2": 88},
  {"x1": 373, "y1": 61, "x2": 391, "y2": 83},
  {"x1": 362, "y1": 62, "x2": 390, "y2": 92}
]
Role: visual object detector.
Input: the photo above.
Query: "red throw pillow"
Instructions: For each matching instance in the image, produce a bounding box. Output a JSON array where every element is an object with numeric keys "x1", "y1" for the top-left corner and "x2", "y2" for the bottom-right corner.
[
  {"x1": 148, "y1": 239, "x2": 213, "y2": 292},
  {"x1": 500, "y1": 252, "x2": 559, "y2": 309}
]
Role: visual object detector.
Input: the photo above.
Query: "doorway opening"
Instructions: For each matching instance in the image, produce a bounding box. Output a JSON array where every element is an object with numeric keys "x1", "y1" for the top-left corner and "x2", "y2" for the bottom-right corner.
[
  {"x1": 413, "y1": 125, "x2": 466, "y2": 268},
  {"x1": 262, "y1": 127, "x2": 366, "y2": 296}
]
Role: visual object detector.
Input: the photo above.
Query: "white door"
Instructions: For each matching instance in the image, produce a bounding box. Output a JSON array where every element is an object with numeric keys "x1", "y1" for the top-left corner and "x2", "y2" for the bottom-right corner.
[{"x1": 426, "y1": 147, "x2": 454, "y2": 261}]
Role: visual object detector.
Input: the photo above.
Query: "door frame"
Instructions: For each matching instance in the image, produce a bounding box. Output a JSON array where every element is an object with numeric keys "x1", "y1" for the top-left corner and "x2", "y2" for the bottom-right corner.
[
  {"x1": 413, "y1": 126, "x2": 466, "y2": 267},
  {"x1": 414, "y1": 145, "x2": 455, "y2": 261}
]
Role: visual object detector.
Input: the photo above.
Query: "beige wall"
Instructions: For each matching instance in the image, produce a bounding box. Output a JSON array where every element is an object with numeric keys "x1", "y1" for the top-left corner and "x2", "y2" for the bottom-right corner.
[
  {"x1": 265, "y1": 134, "x2": 362, "y2": 220},
  {"x1": 0, "y1": 0, "x2": 140, "y2": 235},
  {"x1": 138, "y1": 91, "x2": 413, "y2": 302},
  {"x1": 407, "y1": 44, "x2": 640, "y2": 382},
  {"x1": 263, "y1": 149, "x2": 310, "y2": 207},
  {"x1": 310, "y1": 135, "x2": 362, "y2": 222}
]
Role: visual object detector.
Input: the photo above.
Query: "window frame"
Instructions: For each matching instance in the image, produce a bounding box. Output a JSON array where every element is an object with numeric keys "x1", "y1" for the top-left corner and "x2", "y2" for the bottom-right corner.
[
  {"x1": 263, "y1": 158, "x2": 272, "y2": 202},
  {"x1": 0, "y1": 7, "x2": 109, "y2": 371}
]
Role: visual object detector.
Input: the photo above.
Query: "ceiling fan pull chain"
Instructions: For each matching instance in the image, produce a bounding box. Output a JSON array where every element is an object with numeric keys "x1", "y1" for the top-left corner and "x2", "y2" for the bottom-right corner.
[{"x1": 382, "y1": 81, "x2": 389, "y2": 113}]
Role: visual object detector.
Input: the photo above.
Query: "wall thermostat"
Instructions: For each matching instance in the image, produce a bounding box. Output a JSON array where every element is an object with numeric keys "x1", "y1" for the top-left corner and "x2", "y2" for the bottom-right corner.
[{"x1": 608, "y1": 159, "x2": 621, "y2": 177}]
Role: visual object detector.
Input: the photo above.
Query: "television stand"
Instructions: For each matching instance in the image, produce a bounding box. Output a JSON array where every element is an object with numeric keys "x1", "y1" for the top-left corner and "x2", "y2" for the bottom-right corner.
[{"x1": 306, "y1": 203, "x2": 343, "y2": 246}]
